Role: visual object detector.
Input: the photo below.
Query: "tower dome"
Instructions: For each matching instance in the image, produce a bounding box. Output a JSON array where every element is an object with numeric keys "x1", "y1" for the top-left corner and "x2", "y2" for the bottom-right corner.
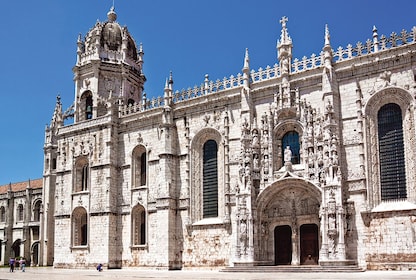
[
  {"x1": 101, "y1": 21, "x2": 122, "y2": 51},
  {"x1": 73, "y1": 6, "x2": 146, "y2": 123},
  {"x1": 101, "y1": 6, "x2": 122, "y2": 52},
  {"x1": 78, "y1": 6, "x2": 139, "y2": 62}
]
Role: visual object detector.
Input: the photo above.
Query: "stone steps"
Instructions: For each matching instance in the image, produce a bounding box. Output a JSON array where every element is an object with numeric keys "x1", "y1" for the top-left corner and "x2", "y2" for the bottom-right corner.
[{"x1": 221, "y1": 265, "x2": 365, "y2": 273}]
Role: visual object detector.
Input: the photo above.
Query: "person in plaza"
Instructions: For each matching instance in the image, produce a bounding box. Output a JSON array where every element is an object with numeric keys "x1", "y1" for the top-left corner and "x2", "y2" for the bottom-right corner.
[
  {"x1": 20, "y1": 257, "x2": 26, "y2": 272},
  {"x1": 9, "y1": 257, "x2": 15, "y2": 272},
  {"x1": 96, "y1": 263, "x2": 103, "y2": 272}
]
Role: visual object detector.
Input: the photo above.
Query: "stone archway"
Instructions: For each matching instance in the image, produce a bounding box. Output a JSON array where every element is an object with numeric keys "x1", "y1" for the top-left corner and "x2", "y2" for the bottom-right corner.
[
  {"x1": 11, "y1": 239, "x2": 21, "y2": 258},
  {"x1": 256, "y1": 177, "x2": 321, "y2": 265}
]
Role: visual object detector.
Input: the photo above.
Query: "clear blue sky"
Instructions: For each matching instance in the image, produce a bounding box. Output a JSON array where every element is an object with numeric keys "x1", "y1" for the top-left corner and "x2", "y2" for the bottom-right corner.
[{"x1": 1, "y1": 0, "x2": 415, "y2": 185}]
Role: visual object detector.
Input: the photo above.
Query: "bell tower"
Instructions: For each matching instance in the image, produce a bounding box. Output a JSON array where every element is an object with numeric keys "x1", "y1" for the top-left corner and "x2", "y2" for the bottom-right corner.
[{"x1": 73, "y1": 6, "x2": 145, "y2": 122}]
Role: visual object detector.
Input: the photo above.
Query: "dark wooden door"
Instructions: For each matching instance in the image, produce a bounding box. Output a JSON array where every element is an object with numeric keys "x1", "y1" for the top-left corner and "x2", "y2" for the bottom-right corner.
[
  {"x1": 300, "y1": 224, "x2": 319, "y2": 265},
  {"x1": 274, "y1": 225, "x2": 292, "y2": 265}
]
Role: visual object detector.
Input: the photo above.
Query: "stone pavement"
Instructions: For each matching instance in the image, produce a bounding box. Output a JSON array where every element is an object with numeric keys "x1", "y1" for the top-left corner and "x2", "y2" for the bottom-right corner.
[{"x1": 1, "y1": 267, "x2": 416, "y2": 280}]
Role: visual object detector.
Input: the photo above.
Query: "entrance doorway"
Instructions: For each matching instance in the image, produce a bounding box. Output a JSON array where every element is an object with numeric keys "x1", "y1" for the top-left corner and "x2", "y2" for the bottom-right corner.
[
  {"x1": 11, "y1": 239, "x2": 21, "y2": 258},
  {"x1": 32, "y1": 242, "x2": 39, "y2": 266},
  {"x1": 300, "y1": 224, "x2": 319, "y2": 265},
  {"x1": 274, "y1": 225, "x2": 292, "y2": 265}
]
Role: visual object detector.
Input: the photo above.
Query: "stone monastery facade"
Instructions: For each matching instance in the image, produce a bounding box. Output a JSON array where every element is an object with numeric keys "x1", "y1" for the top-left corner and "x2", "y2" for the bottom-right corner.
[{"x1": 2, "y1": 7, "x2": 416, "y2": 271}]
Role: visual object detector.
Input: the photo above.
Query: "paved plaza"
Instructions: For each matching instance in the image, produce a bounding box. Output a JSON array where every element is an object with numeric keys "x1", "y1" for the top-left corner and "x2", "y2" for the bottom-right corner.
[{"x1": 1, "y1": 267, "x2": 416, "y2": 280}]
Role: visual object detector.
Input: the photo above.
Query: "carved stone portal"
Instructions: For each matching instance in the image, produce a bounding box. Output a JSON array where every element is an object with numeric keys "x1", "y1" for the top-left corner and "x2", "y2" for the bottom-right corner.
[{"x1": 256, "y1": 181, "x2": 321, "y2": 265}]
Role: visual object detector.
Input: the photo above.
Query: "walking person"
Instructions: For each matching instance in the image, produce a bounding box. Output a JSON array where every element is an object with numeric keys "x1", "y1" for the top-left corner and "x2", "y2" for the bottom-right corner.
[
  {"x1": 96, "y1": 263, "x2": 103, "y2": 272},
  {"x1": 20, "y1": 257, "x2": 26, "y2": 272},
  {"x1": 9, "y1": 257, "x2": 15, "y2": 272}
]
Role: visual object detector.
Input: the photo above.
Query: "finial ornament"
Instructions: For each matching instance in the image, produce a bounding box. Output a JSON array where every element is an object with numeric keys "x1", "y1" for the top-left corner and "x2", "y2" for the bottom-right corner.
[
  {"x1": 278, "y1": 16, "x2": 292, "y2": 47},
  {"x1": 107, "y1": 5, "x2": 117, "y2": 22},
  {"x1": 325, "y1": 24, "x2": 331, "y2": 46},
  {"x1": 280, "y1": 16, "x2": 288, "y2": 28},
  {"x1": 243, "y1": 48, "x2": 250, "y2": 70}
]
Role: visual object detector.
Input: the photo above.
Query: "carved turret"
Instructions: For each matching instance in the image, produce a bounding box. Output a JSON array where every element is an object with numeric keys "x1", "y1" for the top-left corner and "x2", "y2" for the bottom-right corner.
[
  {"x1": 72, "y1": 6, "x2": 146, "y2": 123},
  {"x1": 276, "y1": 16, "x2": 295, "y2": 111}
]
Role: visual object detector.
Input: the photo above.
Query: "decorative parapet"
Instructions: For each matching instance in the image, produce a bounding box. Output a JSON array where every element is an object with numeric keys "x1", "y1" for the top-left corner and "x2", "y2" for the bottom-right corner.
[
  {"x1": 58, "y1": 115, "x2": 112, "y2": 135},
  {"x1": 118, "y1": 26, "x2": 416, "y2": 117},
  {"x1": 334, "y1": 27, "x2": 416, "y2": 61}
]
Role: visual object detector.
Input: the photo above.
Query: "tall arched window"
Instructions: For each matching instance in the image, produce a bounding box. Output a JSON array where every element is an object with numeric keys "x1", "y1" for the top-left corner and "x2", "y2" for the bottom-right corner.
[
  {"x1": 378, "y1": 103, "x2": 406, "y2": 200},
  {"x1": 33, "y1": 200, "x2": 42, "y2": 222},
  {"x1": 131, "y1": 205, "x2": 146, "y2": 245},
  {"x1": 282, "y1": 131, "x2": 300, "y2": 164},
  {"x1": 75, "y1": 158, "x2": 89, "y2": 192},
  {"x1": 132, "y1": 146, "x2": 147, "y2": 188},
  {"x1": 203, "y1": 140, "x2": 218, "y2": 218},
  {"x1": 0, "y1": 206, "x2": 5, "y2": 223},
  {"x1": 72, "y1": 207, "x2": 88, "y2": 246},
  {"x1": 17, "y1": 204, "x2": 24, "y2": 221},
  {"x1": 80, "y1": 91, "x2": 93, "y2": 121},
  {"x1": 85, "y1": 95, "x2": 93, "y2": 120}
]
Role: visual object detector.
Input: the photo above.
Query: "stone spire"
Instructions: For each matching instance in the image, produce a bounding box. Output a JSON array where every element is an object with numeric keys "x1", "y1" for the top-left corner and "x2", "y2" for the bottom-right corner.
[
  {"x1": 277, "y1": 16, "x2": 292, "y2": 76},
  {"x1": 323, "y1": 24, "x2": 333, "y2": 71},
  {"x1": 51, "y1": 95, "x2": 63, "y2": 128},
  {"x1": 242, "y1": 48, "x2": 250, "y2": 89},
  {"x1": 372, "y1": 25, "x2": 379, "y2": 52},
  {"x1": 164, "y1": 71, "x2": 173, "y2": 108}
]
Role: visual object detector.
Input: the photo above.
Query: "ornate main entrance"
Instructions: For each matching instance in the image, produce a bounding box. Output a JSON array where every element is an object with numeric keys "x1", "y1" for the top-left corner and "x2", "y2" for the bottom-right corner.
[{"x1": 256, "y1": 178, "x2": 322, "y2": 266}]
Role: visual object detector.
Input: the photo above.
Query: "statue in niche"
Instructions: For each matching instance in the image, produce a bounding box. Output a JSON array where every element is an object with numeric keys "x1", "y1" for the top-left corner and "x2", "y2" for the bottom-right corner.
[
  {"x1": 332, "y1": 150, "x2": 339, "y2": 166},
  {"x1": 327, "y1": 192, "x2": 337, "y2": 232},
  {"x1": 263, "y1": 154, "x2": 269, "y2": 174},
  {"x1": 252, "y1": 129, "x2": 259, "y2": 147},
  {"x1": 317, "y1": 148, "x2": 323, "y2": 167},
  {"x1": 261, "y1": 221, "x2": 268, "y2": 235},
  {"x1": 241, "y1": 118, "x2": 250, "y2": 135},
  {"x1": 240, "y1": 219, "x2": 248, "y2": 254},
  {"x1": 245, "y1": 164, "x2": 250, "y2": 178},
  {"x1": 244, "y1": 149, "x2": 251, "y2": 164},
  {"x1": 308, "y1": 149, "x2": 315, "y2": 168},
  {"x1": 284, "y1": 146, "x2": 292, "y2": 163},
  {"x1": 253, "y1": 154, "x2": 259, "y2": 170},
  {"x1": 262, "y1": 130, "x2": 269, "y2": 146}
]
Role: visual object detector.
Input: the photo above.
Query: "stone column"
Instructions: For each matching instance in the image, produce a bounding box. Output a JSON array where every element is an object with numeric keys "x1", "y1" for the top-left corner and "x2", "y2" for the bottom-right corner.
[
  {"x1": 291, "y1": 230, "x2": 300, "y2": 265},
  {"x1": 319, "y1": 206, "x2": 328, "y2": 261},
  {"x1": 336, "y1": 206, "x2": 346, "y2": 260}
]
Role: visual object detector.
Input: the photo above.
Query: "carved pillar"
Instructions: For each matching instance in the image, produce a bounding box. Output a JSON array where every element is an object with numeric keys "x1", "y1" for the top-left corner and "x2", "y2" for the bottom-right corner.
[
  {"x1": 290, "y1": 199, "x2": 299, "y2": 265},
  {"x1": 319, "y1": 205, "x2": 329, "y2": 261},
  {"x1": 336, "y1": 206, "x2": 346, "y2": 260}
]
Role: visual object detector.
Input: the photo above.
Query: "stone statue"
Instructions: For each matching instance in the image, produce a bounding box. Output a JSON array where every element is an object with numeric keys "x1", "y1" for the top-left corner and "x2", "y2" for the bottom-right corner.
[{"x1": 284, "y1": 146, "x2": 292, "y2": 163}]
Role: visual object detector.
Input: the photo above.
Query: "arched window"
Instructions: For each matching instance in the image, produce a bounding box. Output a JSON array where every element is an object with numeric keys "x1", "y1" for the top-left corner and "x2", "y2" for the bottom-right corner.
[
  {"x1": 132, "y1": 146, "x2": 147, "y2": 188},
  {"x1": 85, "y1": 95, "x2": 93, "y2": 120},
  {"x1": 282, "y1": 131, "x2": 300, "y2": 164},
  {"x1": 75, "y1": 158, "x2": 89, "y2": 192},
  {"x1": 33, "y1": 200, "x2": 42, "y2": 222},
  {"x1": 131, "y1": 205, "x2": 146, "y2": 245},
  {"x1": 0, "y1": 206, "x2": 5, "y2": 222},
  {"x1": 378, "y1": 103, "x2": 406, "y2": 200},
  {"x1": 17, "y1": 204, "x2": 24, "y2": 221},
  {"x1": 203, "y1": 140, "x2": 218, "y2": 218},
  {"x1": 127, "y1": 99, "x2": 135, "y2": 106},
  {"x1": 72, "y1": 207, "x2": 88, "y2": 246},
  {"x1": 80, "y1": 91, "x2": 93, "y2": 121}
]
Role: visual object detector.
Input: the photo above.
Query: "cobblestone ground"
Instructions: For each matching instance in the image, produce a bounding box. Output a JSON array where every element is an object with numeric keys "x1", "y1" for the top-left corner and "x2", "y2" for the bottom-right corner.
[{"x1": 1, "y1": 267, "x2": 416, "y2": 280}]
